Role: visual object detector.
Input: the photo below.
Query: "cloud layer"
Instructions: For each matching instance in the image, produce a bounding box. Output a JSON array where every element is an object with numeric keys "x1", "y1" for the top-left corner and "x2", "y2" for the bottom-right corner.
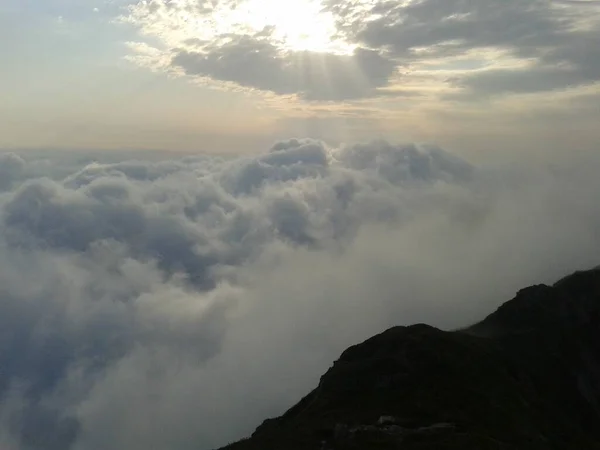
[{"x1": 1, "y1": 139, "x2": 600, "y2": 450}]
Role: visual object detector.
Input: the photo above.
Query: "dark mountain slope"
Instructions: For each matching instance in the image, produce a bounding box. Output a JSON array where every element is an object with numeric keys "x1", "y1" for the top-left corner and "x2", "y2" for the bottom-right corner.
[{"x1": 217, "y1": 267, "x2": 600, "y2": 449}]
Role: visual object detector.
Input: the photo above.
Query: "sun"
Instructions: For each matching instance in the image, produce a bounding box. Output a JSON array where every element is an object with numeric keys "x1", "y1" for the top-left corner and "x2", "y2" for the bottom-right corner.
[
  {"x1": 198, "y1": 0, "x2": 353, "y2": 55},
  {"x1": 228, "y1": 0, "x2": 350, "y2": 53},
  {"x1": 124, "y1": 0, "x2": 358, "y2": 56}
]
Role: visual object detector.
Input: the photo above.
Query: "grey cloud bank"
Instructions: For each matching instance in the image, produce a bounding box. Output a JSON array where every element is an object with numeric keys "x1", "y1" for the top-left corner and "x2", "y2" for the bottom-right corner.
[
  {"x1": 0, "y1": 139, "x2": 599, "y2": 450},
  {"x1": 333, "y1": 0, "x2": 600, "y2": 96},
  {"x1": 125, "y1": 0, "x2": 600, "y2": 101},
  {"x1": 172, "y1": 43, "x2": 397, "y2": 101}
]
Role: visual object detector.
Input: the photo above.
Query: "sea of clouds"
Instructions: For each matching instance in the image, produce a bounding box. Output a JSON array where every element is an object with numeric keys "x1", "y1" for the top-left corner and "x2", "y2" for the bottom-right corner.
[{"x1": 0, "y1": 139, "x2": 599, "y2": 449}]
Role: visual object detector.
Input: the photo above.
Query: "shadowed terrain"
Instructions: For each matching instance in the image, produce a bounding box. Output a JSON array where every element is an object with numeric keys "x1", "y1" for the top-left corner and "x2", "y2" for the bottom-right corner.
[{"x1": 218, "y1": 267, "x2": 600, "y2": 449}]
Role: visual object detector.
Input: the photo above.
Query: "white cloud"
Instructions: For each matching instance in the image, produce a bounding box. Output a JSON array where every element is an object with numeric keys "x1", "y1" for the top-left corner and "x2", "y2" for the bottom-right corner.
[{"x1": 0, "y1": 139, "x2": 599, "y2": 449}]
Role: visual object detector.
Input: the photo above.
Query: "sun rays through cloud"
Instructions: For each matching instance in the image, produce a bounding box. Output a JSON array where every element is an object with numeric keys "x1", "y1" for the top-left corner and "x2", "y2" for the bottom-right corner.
[
  {"x1": 224, "y1": 0, "x2": 353, "y2": 54},
  {"x1": 120, "y1": 0, "x2": 394, "y2": 102},
  {"x1": 123, "y1": 0, "x2": 356, "y2": 54}
]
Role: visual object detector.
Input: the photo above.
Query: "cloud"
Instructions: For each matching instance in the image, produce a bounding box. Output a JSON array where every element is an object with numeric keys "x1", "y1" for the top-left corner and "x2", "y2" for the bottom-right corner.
[
  {"x1": 331, "y1": 0, "x2": 600, "y2": 97},
  {"x1": 172, "y1": 38, "x2": 397, "y2": 100},
  {"x1": 0, "y1": 141, "x2": 599, "y2": 450},
  {"x1": 0, "y1": 153, "x2": 25, "y2": 191},
  {"x1": 122, "y1": 0, "x2": 600, "y2": 102}
]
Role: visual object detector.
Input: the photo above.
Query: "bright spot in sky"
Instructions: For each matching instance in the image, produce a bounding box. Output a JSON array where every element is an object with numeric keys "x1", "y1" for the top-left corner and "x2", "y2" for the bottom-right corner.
[
  {"x1": 124, "y1": 0, "x2": 356, "y2": 55},
  {"x1": 225, "y1": 0, "x2": 352, "y2": 54}
]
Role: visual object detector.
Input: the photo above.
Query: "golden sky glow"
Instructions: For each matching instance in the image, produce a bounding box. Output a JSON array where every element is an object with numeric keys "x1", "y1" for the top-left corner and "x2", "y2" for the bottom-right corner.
[
  {"x1": 125, "y1": 0, "x2": 357, "y2": 54},
  {"x1": 221, "y1": 0, "x2": 353, "y2": 54}
]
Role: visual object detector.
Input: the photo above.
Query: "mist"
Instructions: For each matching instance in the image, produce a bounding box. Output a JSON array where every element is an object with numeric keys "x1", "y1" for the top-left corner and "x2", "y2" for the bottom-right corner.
[{"x1": 0, "y1": 138, "x2": 599, "y2": 449}]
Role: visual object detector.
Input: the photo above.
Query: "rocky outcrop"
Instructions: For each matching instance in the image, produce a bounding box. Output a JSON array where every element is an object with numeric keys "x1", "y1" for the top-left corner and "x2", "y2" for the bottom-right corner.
[{"x1": 217, "y1": 267, "x2": 600, "y2": 450}]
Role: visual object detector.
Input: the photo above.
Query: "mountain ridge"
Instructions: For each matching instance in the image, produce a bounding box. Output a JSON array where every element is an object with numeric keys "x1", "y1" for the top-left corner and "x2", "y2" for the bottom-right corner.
[{"x1": 217, "y1": 267, "x2": 600, "y2": 449}]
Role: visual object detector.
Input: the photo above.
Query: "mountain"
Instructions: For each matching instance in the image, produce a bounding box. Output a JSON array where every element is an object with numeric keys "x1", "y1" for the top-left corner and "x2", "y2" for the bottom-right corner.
[{"x1": 217, "y1": 267, "x2": 600, "y2": 450}]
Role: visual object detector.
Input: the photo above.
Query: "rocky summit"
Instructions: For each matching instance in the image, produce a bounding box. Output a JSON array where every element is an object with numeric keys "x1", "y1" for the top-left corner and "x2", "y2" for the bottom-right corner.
[{"x1": 216, "y1": 267, "x2": 600, "y2": 450}]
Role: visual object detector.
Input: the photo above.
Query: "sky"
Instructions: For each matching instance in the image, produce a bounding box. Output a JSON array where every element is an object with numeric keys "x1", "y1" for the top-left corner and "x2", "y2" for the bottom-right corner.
[
  {"x1": 1, "y1": 0, "x2": 600, "y2": 157},
  {"x1": 1, "y1": 1, "x2": 600, "y2": 450}
]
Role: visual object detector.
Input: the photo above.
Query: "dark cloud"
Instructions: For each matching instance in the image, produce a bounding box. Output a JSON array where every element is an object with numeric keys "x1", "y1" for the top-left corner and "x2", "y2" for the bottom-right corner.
[
  {"x1": 326, "y1": 0, "x2": 600, "y2": 97},
  {"x1": 172, "y1": 36, "x2": 397, "y2": 100},
  {"x1": 340, "y1": 0, "x2": 564, "y2": 56},
  {"x1": 0, "y1": 140, "x2": 599, "y2": 449},
  {"x1": 0, "y1": 153, "x2": 25, "y2": 191}
]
